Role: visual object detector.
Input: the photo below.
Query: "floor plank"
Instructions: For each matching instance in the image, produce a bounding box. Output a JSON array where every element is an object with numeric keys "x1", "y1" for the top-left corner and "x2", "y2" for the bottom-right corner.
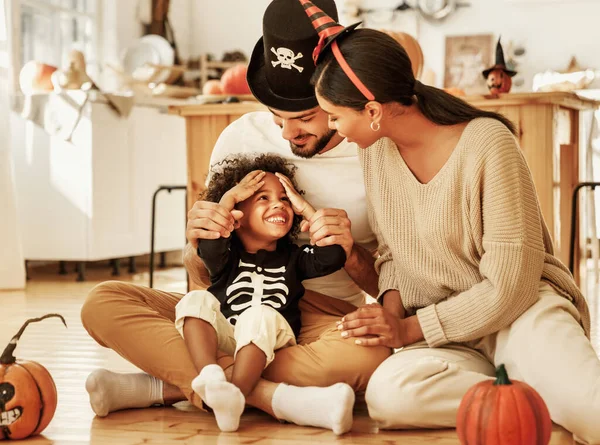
[{"x1": 0, "y1": 264, "x2": 577, "y2": 444}]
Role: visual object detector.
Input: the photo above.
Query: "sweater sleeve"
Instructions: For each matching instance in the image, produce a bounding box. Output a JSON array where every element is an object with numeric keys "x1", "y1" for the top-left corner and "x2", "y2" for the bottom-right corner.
[
  {"x1": 196, "y1": 237, "x2": 232, "y2": 282},
  {"x1": 416, "y1": 122, "x2": 547, "y2": 347},
  {"x1": 368, "y1": 198, "x2": 400, "y2": 301}
]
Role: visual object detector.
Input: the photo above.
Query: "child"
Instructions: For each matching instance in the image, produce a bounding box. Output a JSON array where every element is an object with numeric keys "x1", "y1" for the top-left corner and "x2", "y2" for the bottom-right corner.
[{"x1": 175, "y1": 153, "x2": 348, "y2": 432}]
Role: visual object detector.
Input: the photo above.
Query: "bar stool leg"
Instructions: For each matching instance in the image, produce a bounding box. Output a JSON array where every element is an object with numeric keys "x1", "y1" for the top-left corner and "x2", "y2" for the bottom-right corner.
[
  {"x1": 76, "y1": 262, "x2": 86, "y2": 282},
  {"x1": 111, "y1": 258, "x2": 121, "y2": 276},
  {"x1": 150, "y1": 185, "x2": 187, "y2": 288},
  {"x1": 128, "y1": 256, "x2": 137, "y2": 273}
]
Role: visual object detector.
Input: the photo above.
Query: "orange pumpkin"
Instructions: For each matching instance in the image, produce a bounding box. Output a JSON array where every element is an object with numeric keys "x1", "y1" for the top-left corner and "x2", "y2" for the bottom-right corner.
[
  {"x1": 486, "y1": 68, "x2": 513, "y2": 95},
  {"x1": 220, "y1": 64, "x2": 251, "y2": 95},
  {"x1": 18, "y1": 61, "x2": 57, "y2": 94},
  {"x1": 457, "y1": 364, "x2": 552, "y2": 445},
  {"x1": 0, "y1": 314, "x2": 66, "y2": 440},
  {"x1": 378, "y1": 30, "x2": 424, "y2": 79}
]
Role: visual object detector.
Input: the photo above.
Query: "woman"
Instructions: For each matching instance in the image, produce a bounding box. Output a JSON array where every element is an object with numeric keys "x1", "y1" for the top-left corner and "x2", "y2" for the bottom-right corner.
[{"x1": 312, "y1": 28, "x2": 600, "y2": 444}]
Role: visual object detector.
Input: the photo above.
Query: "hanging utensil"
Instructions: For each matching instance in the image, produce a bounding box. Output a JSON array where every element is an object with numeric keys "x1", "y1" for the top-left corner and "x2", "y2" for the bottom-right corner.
[{"x1": 417, "y1": 0, "x2": 470, "y2": 21}]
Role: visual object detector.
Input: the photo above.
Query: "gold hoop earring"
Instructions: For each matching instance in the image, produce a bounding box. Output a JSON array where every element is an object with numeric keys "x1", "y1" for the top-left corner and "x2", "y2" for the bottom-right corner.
[{"x1": 370, "y1": 121, "x2": 381, "y2": 132}]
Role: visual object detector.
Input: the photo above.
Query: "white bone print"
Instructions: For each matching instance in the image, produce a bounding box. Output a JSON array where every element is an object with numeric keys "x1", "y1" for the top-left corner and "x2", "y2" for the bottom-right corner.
[
  {"x1": 225, "y1": 260, "x2": 289, "y2": 324},
  {"x1": 271, "y1": 47, "x2": 304, "y2": 72}
]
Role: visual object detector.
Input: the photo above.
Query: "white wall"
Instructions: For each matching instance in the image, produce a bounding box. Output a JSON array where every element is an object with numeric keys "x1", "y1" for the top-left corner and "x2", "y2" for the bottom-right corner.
[
  {"x1": 414, "y1": 0, "x2": 600, "y2": 91},
  {"x1": 190, "y1": 0, "x2": 271, "y2": 60},
  {"x1": 188, "y1": 0, "x2": 600, "y2": 91},
  {"x1": 0, "y1": 0, "x2": 26, "y2": 289}
]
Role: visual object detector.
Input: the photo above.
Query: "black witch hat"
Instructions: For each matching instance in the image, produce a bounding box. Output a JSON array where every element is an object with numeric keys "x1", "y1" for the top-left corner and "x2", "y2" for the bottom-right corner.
[{"x1": 482, "y1": 37, "x2": 517, "y2": 79}]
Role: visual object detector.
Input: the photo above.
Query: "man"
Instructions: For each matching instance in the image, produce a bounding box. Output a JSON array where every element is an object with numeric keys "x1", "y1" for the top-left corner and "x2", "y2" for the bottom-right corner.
[{"x1": 81, "y1": 0, "x2": 389, "y2": 435}]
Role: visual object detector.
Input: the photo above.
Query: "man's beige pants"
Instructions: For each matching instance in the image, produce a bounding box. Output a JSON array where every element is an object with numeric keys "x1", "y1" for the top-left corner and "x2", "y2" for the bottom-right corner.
[
  {"x1": 81, "y1": 281, "x2": 391, "y2": 411},
  {"x1": 175, "y1": 290, "x2": 296, "y2": 366},
  {"x1": 365, "y1": 284, "x2": 600, "y2": 444}
]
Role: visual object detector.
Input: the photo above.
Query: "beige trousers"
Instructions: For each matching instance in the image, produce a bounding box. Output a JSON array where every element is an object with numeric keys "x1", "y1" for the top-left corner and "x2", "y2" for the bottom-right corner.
[
  {"x1": 175, "y1": 290, "x2": 296, "y2": 366},
  {"x1": 365, "y1": 283, "x2": 600, "y2": 445},
  {"x1": 81, "y1": 281, "x2": 391, "y2": 411}
]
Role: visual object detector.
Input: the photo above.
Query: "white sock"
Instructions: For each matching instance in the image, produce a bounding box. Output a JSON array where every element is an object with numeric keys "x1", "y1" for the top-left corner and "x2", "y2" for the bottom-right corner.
[
  {"x1": 191, "y1": 364, "x2": 245, "y2": 432},
  {"x1": 85, "y1": 369, "x2": 163, "y2": 417},
  {"x1": 271, "y1": 382, "x2": 355, "y2": 435}
]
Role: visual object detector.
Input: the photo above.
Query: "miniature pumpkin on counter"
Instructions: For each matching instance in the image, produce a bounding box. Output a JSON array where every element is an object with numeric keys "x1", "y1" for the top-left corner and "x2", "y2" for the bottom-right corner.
[
  {"x1": 0, "y1": 314, "x2": 66, "y2": 440},
  {"x1": 486, "y1": 69, "x2": 513, "y2": 95},
  {"x1": 482, "y1": 37, "x2": 517, "y2": 96},
  {"x1": 457, "y1": 364, "x2": 552, "y2": 445}
]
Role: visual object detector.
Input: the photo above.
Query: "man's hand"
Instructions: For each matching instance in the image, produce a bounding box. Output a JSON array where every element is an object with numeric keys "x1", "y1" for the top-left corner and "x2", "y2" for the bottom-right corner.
[
  {"x1": 186, "y1": 201, "x2": 237, "y2": 249},
  {"x1": 302, "y1": 208, "x2": 354, "y2": 259},
  {"x1": 276, "y1": 172, "x2": 315, "y2": 220},
  {"x1": 186, "y1": 171, "x2": 266, "y2": 249}
]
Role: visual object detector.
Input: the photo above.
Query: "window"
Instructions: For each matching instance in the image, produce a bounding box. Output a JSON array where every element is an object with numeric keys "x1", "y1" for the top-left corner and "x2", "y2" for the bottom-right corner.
[{"x1": 12, "y1": 0, "x2": 100, "y2": 91}]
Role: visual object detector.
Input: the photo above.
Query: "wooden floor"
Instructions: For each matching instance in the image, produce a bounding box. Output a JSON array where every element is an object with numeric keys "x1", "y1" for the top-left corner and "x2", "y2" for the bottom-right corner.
[{"x1": 0, "y1": 263, "x2": 579, "y2": 444}]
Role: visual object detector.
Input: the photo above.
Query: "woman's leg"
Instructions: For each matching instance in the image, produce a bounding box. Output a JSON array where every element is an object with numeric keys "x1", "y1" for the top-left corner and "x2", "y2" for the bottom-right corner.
[
  {"x1": 365, "y1": 342, "x2": 496, "y2": 428},
  {"x1": 494, "y1": 286, "x2": 600, "y2": 445}
]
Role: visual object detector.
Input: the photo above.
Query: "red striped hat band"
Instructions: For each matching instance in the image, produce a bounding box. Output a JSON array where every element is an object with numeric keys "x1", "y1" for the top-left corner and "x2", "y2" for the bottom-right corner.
[
  {"x1": 330, "y1": 41, "x2": 375, "y2": 101},
  {"x1": 298, "y1": 0, "x2": 375, "y2": 101}
]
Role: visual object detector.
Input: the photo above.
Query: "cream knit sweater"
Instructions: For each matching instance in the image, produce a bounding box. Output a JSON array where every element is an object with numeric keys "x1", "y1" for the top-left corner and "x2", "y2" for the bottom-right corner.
[{"x1": 360, "y1": 117, "x2": 590, "y2": 348}]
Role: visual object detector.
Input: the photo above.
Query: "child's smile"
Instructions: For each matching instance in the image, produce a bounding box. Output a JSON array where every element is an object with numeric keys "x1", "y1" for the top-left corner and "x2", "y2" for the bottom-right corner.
[{"x1": 236, "y1": 173, "x2": 294, "y2": 252}]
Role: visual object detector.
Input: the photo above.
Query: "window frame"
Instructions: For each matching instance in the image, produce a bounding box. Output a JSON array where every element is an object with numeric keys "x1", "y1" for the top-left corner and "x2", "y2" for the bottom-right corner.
[{"x1": 9, "y1": 0, "x2": 102, "y2": 93}]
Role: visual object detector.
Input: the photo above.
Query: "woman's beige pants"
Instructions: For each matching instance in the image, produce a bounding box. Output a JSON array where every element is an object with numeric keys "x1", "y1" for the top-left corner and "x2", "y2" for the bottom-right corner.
[
  {"x1": 81, "y1": 281, "x2": 391, "y2": 411},
  {"x1": 365, "y1": 284, "x2": 600, "y2": 444}
]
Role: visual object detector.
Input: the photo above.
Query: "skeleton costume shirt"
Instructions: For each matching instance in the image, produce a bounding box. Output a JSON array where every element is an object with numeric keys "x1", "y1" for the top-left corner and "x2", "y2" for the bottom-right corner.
[{"x1": 197, "y1": 236, "x2": 346, "y2": 336}]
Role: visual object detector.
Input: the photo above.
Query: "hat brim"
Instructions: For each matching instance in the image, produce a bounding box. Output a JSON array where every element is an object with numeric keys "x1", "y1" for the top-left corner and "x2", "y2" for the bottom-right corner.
[
  {"x1": 247, "y1": 37, "x2": 319, "y2": 112},
  {"x1": 482, "y1": 65, "x2": 517, "y2": 78},
  {"x1": 315, "y1": 22, "x2": 361, "y2": 63}
]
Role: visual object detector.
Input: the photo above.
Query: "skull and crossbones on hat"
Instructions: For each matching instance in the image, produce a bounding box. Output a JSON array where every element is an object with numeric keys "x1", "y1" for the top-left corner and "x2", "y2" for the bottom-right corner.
[{"x1": 270, "y1": 47, "x2": 304, "y2": 73}]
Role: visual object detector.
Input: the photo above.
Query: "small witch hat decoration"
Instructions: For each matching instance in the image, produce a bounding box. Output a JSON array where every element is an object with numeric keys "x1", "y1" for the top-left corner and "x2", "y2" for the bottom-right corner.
[
  {"x1": 298, "y1": 0, "x2": 361, "y2": 64},
  {"x1": 482, "y1": 37, "x2": 517, "y2": 79}
]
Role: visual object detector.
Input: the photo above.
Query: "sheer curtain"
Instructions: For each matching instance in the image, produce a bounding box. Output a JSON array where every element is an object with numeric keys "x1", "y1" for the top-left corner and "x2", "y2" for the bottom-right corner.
[{"x1": 0, "y1": 0, "x2": 26, "y2": 289}]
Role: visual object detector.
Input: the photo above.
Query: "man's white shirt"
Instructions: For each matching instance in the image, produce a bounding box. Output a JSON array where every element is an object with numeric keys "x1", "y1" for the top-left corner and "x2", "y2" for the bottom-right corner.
[{"x1": 209, "y1": 111, "x2": 377, "y2": 307}]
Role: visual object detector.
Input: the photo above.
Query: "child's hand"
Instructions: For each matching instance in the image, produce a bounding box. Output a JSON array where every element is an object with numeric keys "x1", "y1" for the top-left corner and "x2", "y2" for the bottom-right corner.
[
  {"x1": 276, "y1": 173, "x2": 315, "y2": 219},
  {"x1": 220, "y1": 170, "x2": 266, "y2": 211}
]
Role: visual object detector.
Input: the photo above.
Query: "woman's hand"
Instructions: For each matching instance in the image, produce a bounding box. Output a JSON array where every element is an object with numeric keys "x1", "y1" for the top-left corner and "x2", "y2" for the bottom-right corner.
[
  {"x1": 276, "y1": 173, "x2": 315, "y2": 219},
  {"x1": 337, "y1": 303, "x2": 423, "y2": 348}
]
